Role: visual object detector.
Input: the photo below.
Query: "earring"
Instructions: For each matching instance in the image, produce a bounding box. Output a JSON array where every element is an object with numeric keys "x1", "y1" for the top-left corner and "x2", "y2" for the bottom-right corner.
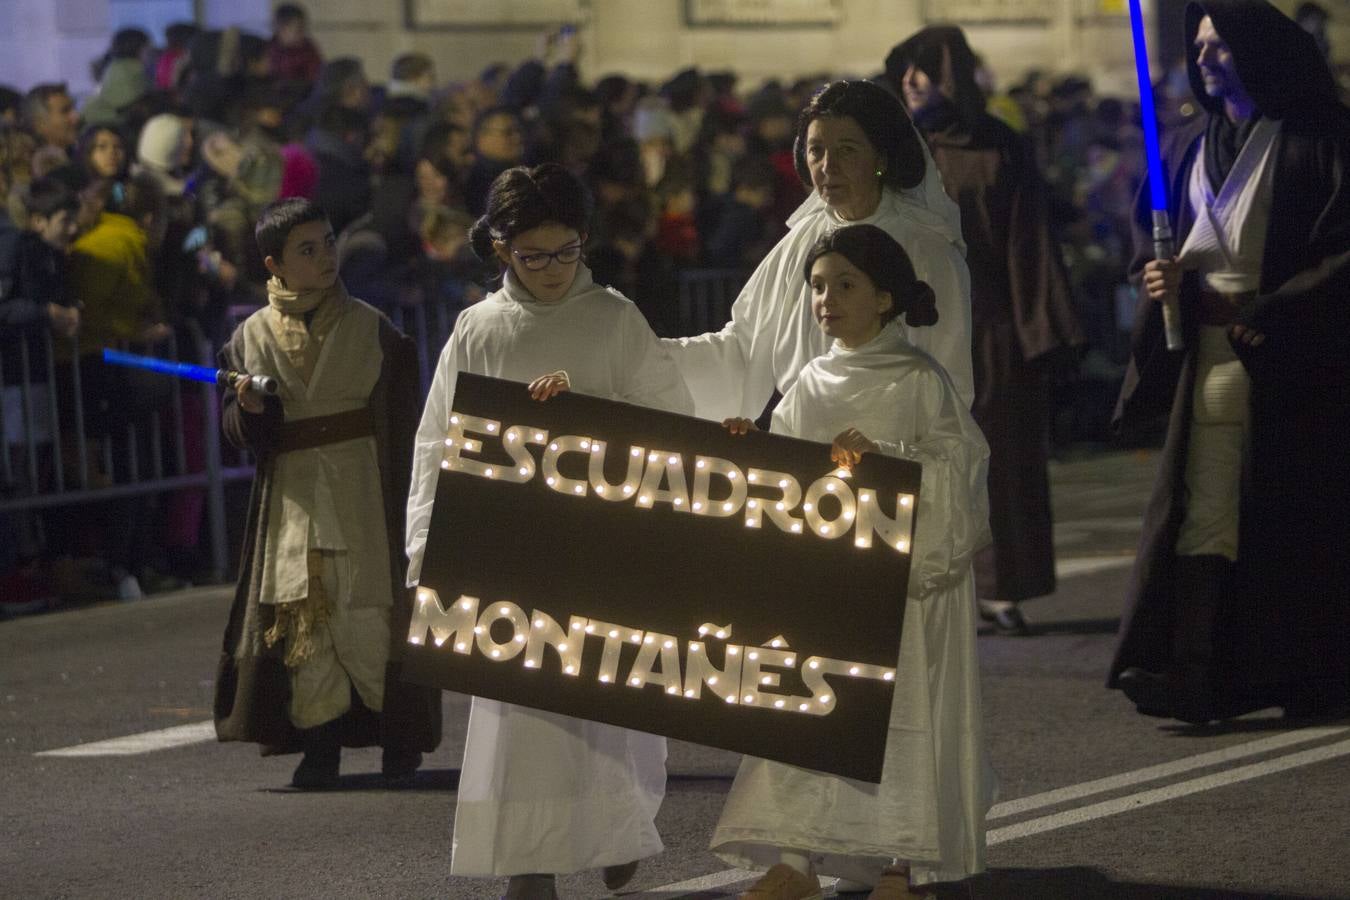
[{"x1": 875, "y1": 168, "x2": 884, "y2": 178}]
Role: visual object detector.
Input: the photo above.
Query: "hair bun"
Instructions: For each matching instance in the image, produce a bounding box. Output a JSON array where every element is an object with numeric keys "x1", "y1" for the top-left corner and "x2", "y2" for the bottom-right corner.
[
  {"x1": 904, "y1": 280, "x2": 939, "y2": 327},
  {"x1": 468, "y1": 215, "x2": 496, "y2": 263}
]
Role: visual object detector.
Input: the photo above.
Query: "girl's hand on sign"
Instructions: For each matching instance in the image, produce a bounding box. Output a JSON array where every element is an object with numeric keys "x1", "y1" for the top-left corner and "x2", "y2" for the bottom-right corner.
[
  {"x1": 722, "y1": 417, "x2": 759, "y2": 436},
  {"x1": 831, "y1": 427, "x2": 878, "y2": 468},
  {"x1": 1142, "y1": 257, "x2": 1181, "y2": 306},
  {"x1": 528, "y1": 371, "x2": 570, "y2": 401}
]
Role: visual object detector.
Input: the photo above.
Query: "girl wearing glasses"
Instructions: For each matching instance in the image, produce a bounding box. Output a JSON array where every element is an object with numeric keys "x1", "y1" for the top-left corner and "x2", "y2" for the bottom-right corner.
[{"x1": 406, "y1": 163, "x2": 692, "y2": 899}]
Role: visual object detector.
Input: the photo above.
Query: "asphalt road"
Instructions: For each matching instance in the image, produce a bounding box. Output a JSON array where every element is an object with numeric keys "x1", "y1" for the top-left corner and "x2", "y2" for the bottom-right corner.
[{"x1": 3, "y1": 448, "x2": 1348, "y2": 900}]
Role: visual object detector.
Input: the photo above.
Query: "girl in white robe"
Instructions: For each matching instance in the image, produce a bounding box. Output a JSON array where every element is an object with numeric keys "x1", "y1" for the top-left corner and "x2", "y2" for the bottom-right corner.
[
  {"x1": 405, "y1": 164, "x2": 694, "y2": 899},
  {"x1": 716, "y1": 225, "x2": 993, "y2": 900},
  {"x1": 664, "y1": 80, "x2": 974, "y2": 423}
]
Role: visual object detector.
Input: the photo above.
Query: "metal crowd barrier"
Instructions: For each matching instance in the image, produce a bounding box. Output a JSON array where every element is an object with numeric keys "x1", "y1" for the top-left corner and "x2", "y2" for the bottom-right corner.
[
  {"x1": 0, "y1": 329, "x2": 253, "y2": 582},
  {"x1": 676, "y1": 268, "x2": 745, "y2": 337},
  {"x1": 234, "y1": 267, "x2": 746, "y2": 392},
  {"x1": 0, "y1": 268, "x2": 750, "y2": 587}
]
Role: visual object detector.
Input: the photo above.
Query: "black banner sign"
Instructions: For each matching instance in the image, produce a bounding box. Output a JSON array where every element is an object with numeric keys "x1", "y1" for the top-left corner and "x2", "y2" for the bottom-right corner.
[{"x1": 402, "y1": 373, "x2": 922, "y2": 782}]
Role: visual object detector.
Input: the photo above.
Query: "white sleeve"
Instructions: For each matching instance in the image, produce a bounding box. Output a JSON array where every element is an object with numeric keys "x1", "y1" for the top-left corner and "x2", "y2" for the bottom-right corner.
[
  {"x1": 878, "y1": 369, "x2": 990, "y2": 598},
  {"x1": 904, "y1": 234, "x2": 975, "y2": 410},
  {"x1": 660, "y1": 240, "x2": 787, "y2": 421},
  {"x1": 405, "y1": 330, "x2": 463, "y2": 586},
  {"x1": 619, "y1": 302, "x2": 696, "y2": 415}
]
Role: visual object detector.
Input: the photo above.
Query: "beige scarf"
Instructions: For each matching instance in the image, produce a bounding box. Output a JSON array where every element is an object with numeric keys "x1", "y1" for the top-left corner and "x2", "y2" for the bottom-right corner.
[
  {"x1": 265, "y1": 276, "x2": 351, "y2": 384},
  {"x1": 262, "y1": 276, "x2": 351, "y2": 665}
]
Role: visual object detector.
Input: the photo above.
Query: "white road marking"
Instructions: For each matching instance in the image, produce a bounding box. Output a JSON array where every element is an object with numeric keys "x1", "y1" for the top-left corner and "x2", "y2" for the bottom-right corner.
[
  {"x1": 1054, "y1": 555, "x2": 1135, "y2": 578},
  {"x1": 988, "y1": 736, "x2": 1350, "y2": 845},
  {"x1": 35, "y1": 721, "x2": 215, "y2": 757},
  {"x1": 635, "y1": 725, "x2": 1350, "y2": 897},
  {"x1": 988, "y1": 725, "x2": 1348, "y2": 820},
  {"x1": 630, "y1": 868, "x2": 835, "y2": 897},
  {"x1": 628, "y1": 868, "x2": 756, "y2": 895},
  {"x1": 1055, "y1": 516, "x2": 1144, "y2": 532}
]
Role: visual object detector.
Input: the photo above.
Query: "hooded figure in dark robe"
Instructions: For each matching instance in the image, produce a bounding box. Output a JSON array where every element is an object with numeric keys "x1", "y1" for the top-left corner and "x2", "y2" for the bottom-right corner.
[
  {"x1": 1108, "y1": 0, "x2": 1350, "y2": 723},
  {"x1": 886, "y1": 26, "x2": 1083, "y2": 635}
]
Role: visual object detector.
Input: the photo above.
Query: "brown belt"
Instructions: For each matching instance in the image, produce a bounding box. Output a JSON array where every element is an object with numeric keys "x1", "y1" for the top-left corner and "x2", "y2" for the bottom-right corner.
[
  {"x1": 1197, "y1": 288, "x2": 1256, "y2": 327},
  {"x1": 277, "y1": 407, "x2": 375, "y2": 454}
]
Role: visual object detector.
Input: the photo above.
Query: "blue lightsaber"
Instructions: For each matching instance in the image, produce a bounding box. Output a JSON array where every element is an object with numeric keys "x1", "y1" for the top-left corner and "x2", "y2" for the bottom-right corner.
[
  {"x1": 1128, "y1": 0, "x2": 1184, "y2": 351},
  {"x1": 102, "y1": 348, "x2": 278, "y2": 394}
]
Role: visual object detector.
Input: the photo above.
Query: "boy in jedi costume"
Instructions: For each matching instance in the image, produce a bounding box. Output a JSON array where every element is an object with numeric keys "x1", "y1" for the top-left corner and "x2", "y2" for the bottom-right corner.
[{"x1": 214, "y1": 198, "x2": 440, "y2": 788}]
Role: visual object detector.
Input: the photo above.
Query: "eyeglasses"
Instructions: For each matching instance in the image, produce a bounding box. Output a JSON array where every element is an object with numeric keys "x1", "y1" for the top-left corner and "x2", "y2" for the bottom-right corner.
[{"x1": 512, "y1": 243, "x2": 583, "y2": 271}]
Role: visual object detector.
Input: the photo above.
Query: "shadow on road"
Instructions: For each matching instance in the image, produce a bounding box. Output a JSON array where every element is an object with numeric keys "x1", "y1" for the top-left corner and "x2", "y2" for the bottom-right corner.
[
  {"x1": 1159, "y1": 712, "x2": 1350, "y2": 739},
  {"x1": 256, "y1": 768, "x2": 737, "y2": 797},
  {"x1": 1010, "y1": 616, "x2": 1122, "y2": 637},
  {"x1": 258, "y1": 767, "x2": 463, "y2": 792}
]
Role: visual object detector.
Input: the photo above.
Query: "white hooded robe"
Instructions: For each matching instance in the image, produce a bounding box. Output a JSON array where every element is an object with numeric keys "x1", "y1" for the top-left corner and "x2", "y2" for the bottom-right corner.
[
  {"x1": 406, "y1": 266, "x2": 694, "y2": 876},
  {"x1": 664, "y1": 152, "x2": 973, "y2": 422},
  {"x1": 710, "y1": 322, "x2": 994, "y2": 887}
]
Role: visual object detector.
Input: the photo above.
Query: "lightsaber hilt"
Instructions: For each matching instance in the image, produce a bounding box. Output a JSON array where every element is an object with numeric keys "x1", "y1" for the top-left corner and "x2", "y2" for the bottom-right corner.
[
  {"x1": 1152, "y1": 210, "x2": 1184, "y2": 352},
  {"x1": 218, "y1": 369, "x2": 278, "y2": 395}
]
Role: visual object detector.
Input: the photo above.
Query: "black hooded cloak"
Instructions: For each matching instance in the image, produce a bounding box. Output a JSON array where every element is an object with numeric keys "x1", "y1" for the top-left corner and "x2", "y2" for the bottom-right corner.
[
  {"x1": 1108, "y1": 0, "x2": 1350, "y2": 714},
  {"x1": 888, "y1": 26, "x2": 1084, "y2": 604}
]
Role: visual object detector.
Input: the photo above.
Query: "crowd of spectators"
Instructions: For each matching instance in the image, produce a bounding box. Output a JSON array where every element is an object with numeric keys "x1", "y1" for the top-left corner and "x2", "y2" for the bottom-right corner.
[{"x1": 0, "y1": 3, "x2": 1156, "y2": 614}]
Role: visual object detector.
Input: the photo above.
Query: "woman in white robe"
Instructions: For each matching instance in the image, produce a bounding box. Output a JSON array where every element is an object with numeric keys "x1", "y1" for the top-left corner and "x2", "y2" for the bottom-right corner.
[
  {"x1": 405, "y1": 164, "x2": 694, "y2": 898},
  {"x1": 665, "y1": 80, "x2": 974, "y2": 422},
  {"x1": 715, "y1": 225, "x2": 993, "y2": 899}
]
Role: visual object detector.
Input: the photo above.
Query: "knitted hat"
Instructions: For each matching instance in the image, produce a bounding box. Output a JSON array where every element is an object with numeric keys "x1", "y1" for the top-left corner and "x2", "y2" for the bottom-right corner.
[{"x1": 136, "y1": 114, "x2": 188, "y2": 172}]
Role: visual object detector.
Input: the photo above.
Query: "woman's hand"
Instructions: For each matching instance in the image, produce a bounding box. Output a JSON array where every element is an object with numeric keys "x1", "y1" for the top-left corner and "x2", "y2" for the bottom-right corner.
[
  {"x1": 1141, "y1": 257, "x2": 1180, "y2": 307},
  {"x1": 528, "y1": 371, "x2": 570, "y2": 401},
  {"x1": 722, "y1": 417, "x2": 758, "y2": 436},
  {"x1": 831, "y1": 427, "x2": 878, "y2": 468}
]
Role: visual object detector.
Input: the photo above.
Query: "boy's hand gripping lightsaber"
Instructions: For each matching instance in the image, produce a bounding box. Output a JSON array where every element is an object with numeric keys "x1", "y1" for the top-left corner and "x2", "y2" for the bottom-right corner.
[
  {"x1": 102, "y1": 348, "x2": 278, "y2": 394},
  {"x1": 1129, "y1": 0, "x2": 1184, "y2": 351}
]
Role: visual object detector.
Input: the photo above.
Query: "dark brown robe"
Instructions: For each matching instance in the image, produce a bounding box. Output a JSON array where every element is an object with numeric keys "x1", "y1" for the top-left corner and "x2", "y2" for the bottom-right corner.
[
  {"x1": 921, "y1": 111, "x2": 1083, "y2": 603},
  {"x1": 1107, "y1": 108, "x2": 1350, "y2": 712},
  {"x1": 213, "y1": 305, "x2": 442, "y2": 755}
]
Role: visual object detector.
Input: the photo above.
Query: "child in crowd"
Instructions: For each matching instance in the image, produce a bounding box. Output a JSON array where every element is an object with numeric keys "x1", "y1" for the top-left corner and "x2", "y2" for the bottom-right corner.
[
  {"x1": 412, "y1": 204, "x2": 482, "y2": 332},
  {"x1": 406, "y1": 163, "x2": 693, "y2": 899},
  {"x1": 5, "y1": 176, "x2": 81, "y2": 348},
  {"x1": 718, "y1": 224, "x2": 993, "y2": 900},
  {"x1": 0, "y1": 175, "x2": 80, "y2": 613},
  {"x1": 215, "y1": 197, "x2": 440, "y2": 790},
  {"x1": 268, "y1": 3, "x2": 323, "y2": 88}
]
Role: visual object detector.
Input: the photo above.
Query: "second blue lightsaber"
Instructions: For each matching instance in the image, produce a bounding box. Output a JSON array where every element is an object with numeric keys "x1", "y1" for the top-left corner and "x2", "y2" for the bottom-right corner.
[
  {"x1": 1128, "y1": 0, "x2": 1184, "y2": 350},
  {"x1": 102, "y1": 349, "x2": 278, "y2": 394}
]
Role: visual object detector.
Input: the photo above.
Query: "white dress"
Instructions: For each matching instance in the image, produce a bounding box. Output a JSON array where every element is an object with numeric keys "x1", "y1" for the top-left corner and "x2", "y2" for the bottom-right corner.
[
  {"x1": 664, "y1": 153, "x2": 973, "y2": 422},
  {"x1": 709, "y1": 322, "x2": 995, "y2": 887},
  {"x1": 406, "y1": 266, "x2": 694, "y2": 876}
]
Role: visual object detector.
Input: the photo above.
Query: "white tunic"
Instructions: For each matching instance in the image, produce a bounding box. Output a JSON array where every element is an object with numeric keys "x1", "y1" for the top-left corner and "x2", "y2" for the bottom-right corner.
[
  {"x1": 664, "y1": 185, "x2": 974, "y2": 422},
  {"x1": 710, "y1": 323, "x2": 994, "y2": 886},
  {"x1": 406, "y1": 266, "x2": 694, "y2": 877}
]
